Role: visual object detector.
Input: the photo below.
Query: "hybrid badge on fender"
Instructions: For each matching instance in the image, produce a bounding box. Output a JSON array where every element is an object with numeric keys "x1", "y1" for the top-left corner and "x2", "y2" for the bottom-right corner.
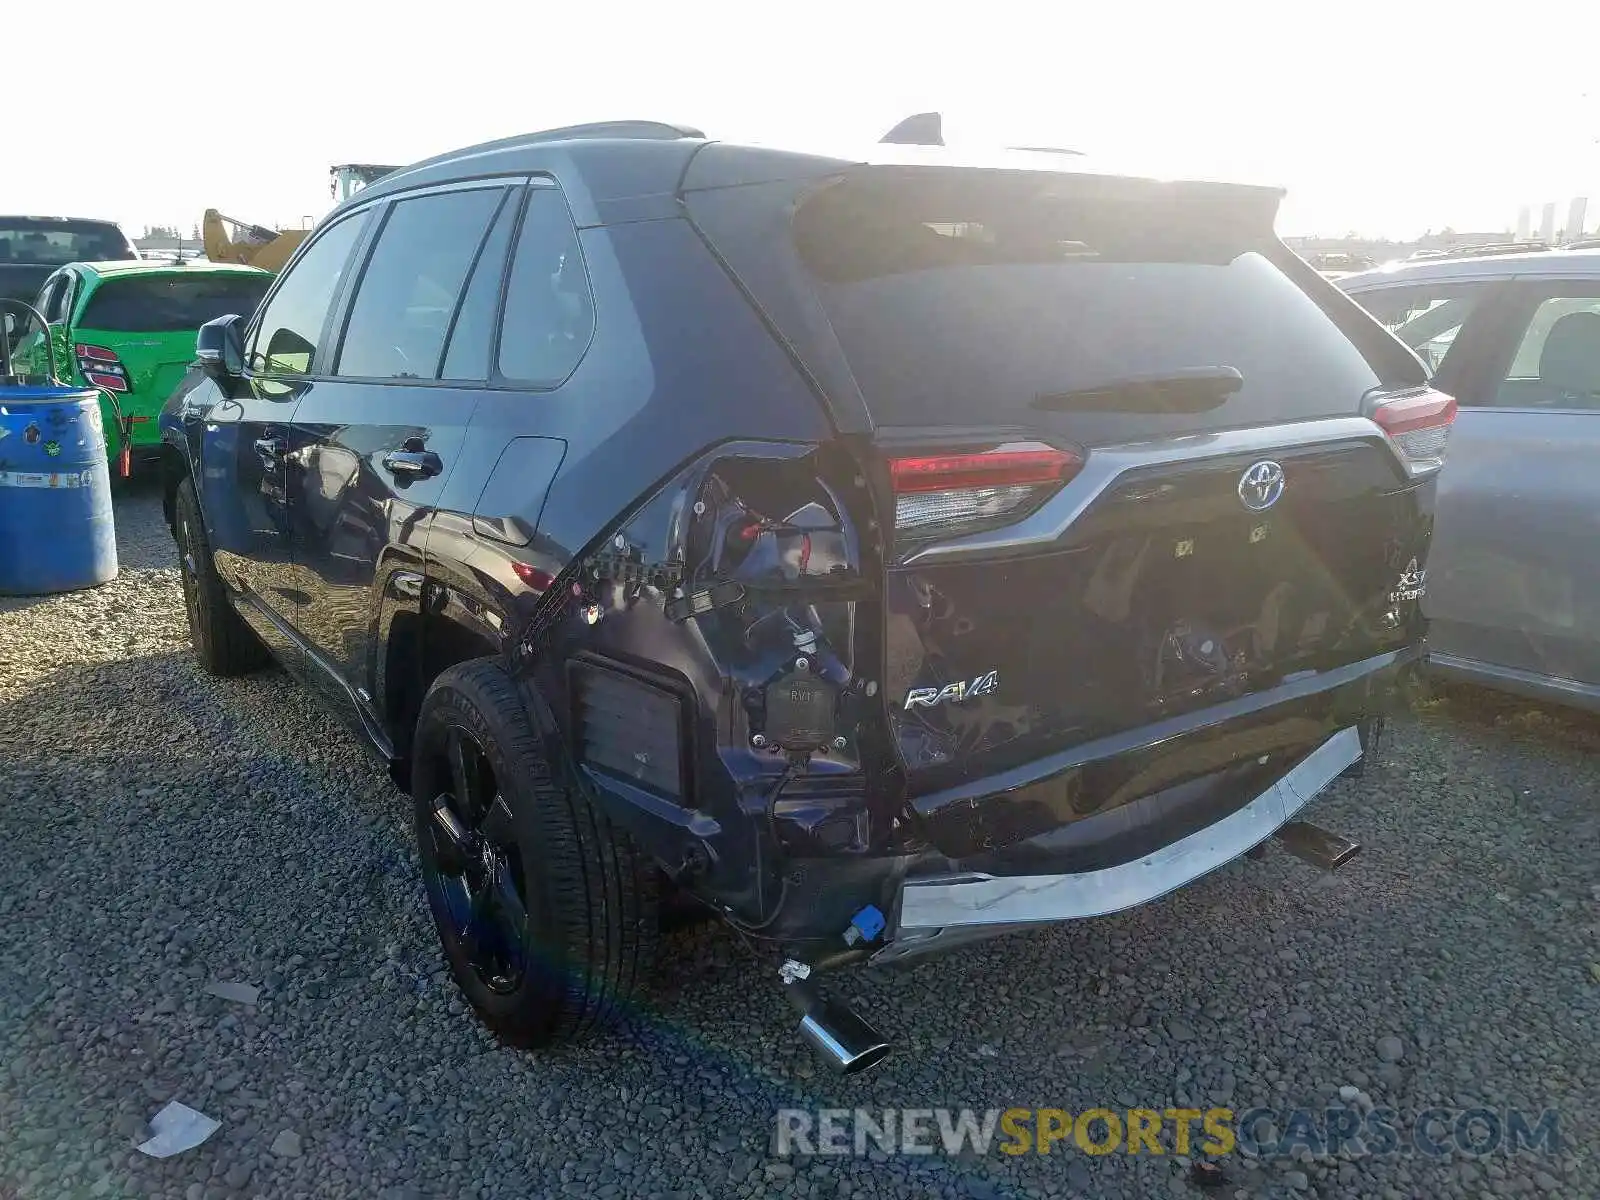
[{"x1": 904, "y1": 670, "x2": 1000, "y2": 711}]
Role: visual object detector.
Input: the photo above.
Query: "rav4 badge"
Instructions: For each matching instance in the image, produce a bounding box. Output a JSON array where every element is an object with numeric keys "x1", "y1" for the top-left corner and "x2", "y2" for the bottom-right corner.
[{"x1": 904, "y1": 670, "x2": 1000, "y2": 711}]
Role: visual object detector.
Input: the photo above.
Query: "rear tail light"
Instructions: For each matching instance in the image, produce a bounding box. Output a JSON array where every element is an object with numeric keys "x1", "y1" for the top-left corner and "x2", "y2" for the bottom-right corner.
[
  {"x1": 511, "y1": 562, "x2": 555, "y2": 591},
  {"x1": 75, "y1": 343, "x2": 131, "y2": 393},
  {"x1": 1371, "y1": 388, "x2": 1456, "y2": 476},
  {"x1": 888, "y1": 443, "x2": 1082, "y2": 538}
]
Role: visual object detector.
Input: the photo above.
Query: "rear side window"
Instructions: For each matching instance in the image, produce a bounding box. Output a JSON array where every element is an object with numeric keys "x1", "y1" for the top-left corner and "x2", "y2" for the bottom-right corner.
[
  {"x1": 336, "y1": 187, "x2": 505, "y2": 379},
  {"x1": 250, "y1": 215, "x2": 366, "y2": 375},
  {"x1": 79, "y1": 274, "x2": 271, "y2": 333},
  {"x1": 496, "y1": 188, "x2": 593, "y2": 385},
  {"x1": 788, "y1": 172, "x2": 1393, "y2": 437},
  {"x1": 1497, "y1": 294, "x2": 1600, "y2": 409}
]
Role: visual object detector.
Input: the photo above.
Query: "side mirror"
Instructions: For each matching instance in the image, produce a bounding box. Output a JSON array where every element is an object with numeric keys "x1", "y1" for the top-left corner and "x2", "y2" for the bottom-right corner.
[{"x1": 197, "y1": 314, "x2": 246, "y2": 377}]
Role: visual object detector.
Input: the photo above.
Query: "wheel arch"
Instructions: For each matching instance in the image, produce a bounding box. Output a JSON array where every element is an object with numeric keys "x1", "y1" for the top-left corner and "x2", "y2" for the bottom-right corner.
[
  {"x1": 159, "y1": 436, "x2": 192, "y2": 531},
  {"x1": 380, "y1": 578, "x2": 503, "y2": 788}
]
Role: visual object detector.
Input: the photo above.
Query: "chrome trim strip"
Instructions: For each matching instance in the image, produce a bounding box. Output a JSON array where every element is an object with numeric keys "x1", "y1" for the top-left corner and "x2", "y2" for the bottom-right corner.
[
  {"x1": 902, "y1": 416, "x2": 1393, "y2": 565},
  {"x1": 895, "y1": 724, "x2": 1362, "y2": 932},
  {"x1": 1428, "y1": 652, "x2": 1600, "y2": 713}
]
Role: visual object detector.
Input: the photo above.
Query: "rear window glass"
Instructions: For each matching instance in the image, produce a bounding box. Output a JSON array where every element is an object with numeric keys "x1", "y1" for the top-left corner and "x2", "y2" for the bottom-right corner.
[
  {"x1": 0, "y1": 219, "x2": 135, "y2": 266},
  {"x1": 792, "y1": 175, "x2": 1388, "y2": 432},
  {"x1": 80, "y1": 274, "x2": 272, "y2": 333}
]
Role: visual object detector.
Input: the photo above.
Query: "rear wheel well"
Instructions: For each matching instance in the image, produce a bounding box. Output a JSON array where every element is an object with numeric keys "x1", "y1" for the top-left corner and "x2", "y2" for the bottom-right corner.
[{"x1": 386, "y1": 608, "x2": 499, "y2": 788}]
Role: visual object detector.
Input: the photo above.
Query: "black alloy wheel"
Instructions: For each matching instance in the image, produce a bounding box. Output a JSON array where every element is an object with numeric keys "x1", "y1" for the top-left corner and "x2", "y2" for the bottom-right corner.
[
  {"x1": 411, "y1": 659, "x2": 657, "y2": 1045},
  {"x1": 419, "y1": 726, "x2": 532, "y2": 994}
]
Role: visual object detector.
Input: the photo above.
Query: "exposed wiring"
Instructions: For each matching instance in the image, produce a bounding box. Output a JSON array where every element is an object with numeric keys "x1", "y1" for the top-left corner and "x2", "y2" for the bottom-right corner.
[
  {"x1": 763, "y1": 760, "x2": 798, "y2": 854},
  {"x1": 722, "y1": 762, "x2": 797, "y2": 936}
]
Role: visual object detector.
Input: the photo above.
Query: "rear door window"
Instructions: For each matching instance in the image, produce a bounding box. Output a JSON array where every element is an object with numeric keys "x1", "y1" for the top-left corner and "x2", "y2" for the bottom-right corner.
[
  {"x1": 35, "y1": 273, "x2": 71, "y2": 323},
  {"x1": 7, "y1": 274, "x2": 64, "y2": 367},
  {"x1": 335, "y1": 186, "x2": 505, "y2": 380},
  {"x1": 495, "y1": 187, "x2": 594, "y2": 385},
  {"x1": 79, "y1": 274, "x2": 272, "y2": 332},
  {"x1": 1353, "y1": 283, "x2": 1490, "y2": 374},
  {"x1": 440, "y1": 192, "x2": 518, "y2": 381},
  {"x1": 249, "y1": 214, "x2": 367, "y2": 376},
  {"x1": 1494, "y1": 292, "x2": 1600, "y2": 409}
]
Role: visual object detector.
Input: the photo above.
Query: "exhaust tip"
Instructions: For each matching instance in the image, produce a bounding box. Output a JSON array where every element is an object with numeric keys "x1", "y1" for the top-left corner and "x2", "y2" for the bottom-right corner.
[
  {"x1": 797, "y1": 1007, "x2": 893, "y2": 1075},
  {"x1": 1275, "y1": 820, "x2": 1362, "y2": 871},
  {"x1": 786, "y1": 980, "x2": 892, "y2": 1075}
]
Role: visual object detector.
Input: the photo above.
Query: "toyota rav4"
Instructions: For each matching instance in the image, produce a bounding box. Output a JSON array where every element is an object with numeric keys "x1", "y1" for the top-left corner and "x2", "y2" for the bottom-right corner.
[{"x1": 160, "y1": 119, "x2": 1448, "y2": 1073}]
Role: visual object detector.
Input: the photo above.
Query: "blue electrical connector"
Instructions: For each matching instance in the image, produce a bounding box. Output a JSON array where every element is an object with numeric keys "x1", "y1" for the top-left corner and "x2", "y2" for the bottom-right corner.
[{"x1": 843, "y1": 904, "x2": 886, "y2": 946}]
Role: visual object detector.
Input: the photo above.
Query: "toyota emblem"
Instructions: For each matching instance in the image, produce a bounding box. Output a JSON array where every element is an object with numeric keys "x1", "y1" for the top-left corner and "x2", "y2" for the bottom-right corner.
[{"x1": 1238, "y1": 460, "x2": 1285, "y2": 511}]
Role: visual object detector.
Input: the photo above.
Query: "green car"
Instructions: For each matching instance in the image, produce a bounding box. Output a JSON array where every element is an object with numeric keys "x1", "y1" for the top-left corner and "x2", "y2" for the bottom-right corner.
[{"x1": 11, "y1": 260, "x2": 272, "y2": 468}]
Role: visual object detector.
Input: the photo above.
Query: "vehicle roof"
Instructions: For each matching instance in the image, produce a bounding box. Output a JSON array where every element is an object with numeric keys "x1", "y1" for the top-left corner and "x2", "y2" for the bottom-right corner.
[
  {"x1": 337, "y1": 122, "x2": 1287, "y2": 228},
  {"x1": 0, "y1": 214, "x2": 125, "y2": 226},
  {"x1": 72, "y1": 260, "x2": 270, "y2": 280},
  {"x1": 1338, "y1": 248, "x2": 1600, "y2": 289}
]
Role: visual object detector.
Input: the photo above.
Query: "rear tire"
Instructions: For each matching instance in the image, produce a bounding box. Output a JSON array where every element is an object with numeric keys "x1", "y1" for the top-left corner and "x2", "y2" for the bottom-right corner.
[
  {"x1": 174, "y1": 477, "x2": 268, "y2": 677},
  {"x1": 412, "y1": 658, "x2": 658, "y2": 1046}
]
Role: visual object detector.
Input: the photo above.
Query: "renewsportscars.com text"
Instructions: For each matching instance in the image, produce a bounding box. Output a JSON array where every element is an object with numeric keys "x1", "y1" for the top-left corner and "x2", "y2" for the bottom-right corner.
[{"x1": 774, "y1": 1106, "x2": 1563, "y2": 1159}]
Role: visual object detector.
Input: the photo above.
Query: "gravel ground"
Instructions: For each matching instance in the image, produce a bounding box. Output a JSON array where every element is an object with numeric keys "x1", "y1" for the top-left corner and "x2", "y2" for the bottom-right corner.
[{"x1": 1, "y1": 482, "x2": 1596, "y2": 1200}]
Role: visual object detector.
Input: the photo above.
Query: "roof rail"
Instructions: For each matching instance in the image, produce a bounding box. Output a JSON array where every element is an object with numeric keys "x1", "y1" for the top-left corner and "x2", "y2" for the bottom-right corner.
[
  {"x1": 350, "y1": 121, "x2": 710, "y2": 199},
  {"x1": 516, "y1": 120, "x2": 706, "y2": 145}
]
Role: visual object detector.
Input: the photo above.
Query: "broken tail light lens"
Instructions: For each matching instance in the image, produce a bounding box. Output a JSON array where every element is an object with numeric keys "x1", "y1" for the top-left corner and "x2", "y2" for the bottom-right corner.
[
  {"x1": 889, "y1": 443, "x2": 1083, "y2": 538},
  {"x1": 75, "y1": 343, "x2": 131, "y2": 393},
  {"x1": 1371, "y1": 388, "x2": 1456, "y2": 476},
  {"x1": 511, "y1": 562, "x2": 555, "y2": 591}
]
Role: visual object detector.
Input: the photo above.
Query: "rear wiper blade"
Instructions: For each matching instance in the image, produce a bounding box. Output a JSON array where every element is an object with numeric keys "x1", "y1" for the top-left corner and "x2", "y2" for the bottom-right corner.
[{"x1": 1033, "y1": 366, "x2": 1244, "y2": 414}]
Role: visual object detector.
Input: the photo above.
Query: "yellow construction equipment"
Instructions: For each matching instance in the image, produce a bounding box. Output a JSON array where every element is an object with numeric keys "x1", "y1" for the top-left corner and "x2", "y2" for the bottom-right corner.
[
  {"x1": 201, "y1": 211, "x2": 307, "y2": 272},
  {"x1": 201, "y1": 165, "x2": 398, "y2": 272},
  {"x1": 330, "y1": 163, "x2": 399, "y2": 203}
]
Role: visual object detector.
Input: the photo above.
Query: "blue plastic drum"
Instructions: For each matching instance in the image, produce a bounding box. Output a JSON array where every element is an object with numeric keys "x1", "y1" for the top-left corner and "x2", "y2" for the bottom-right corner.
[{"x1": 0, "y1": 384, "x2": 119, "y2": 595}]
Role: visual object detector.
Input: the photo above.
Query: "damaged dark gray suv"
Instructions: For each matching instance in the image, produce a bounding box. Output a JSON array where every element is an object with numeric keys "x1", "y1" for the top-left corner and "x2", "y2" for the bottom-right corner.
[{"x1": 160, "y1": 118, "x2": 1450, "y2": 1073}]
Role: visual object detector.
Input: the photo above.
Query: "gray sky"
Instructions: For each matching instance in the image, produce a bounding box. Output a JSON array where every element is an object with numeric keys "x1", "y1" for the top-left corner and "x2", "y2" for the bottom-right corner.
[{"x1": 11, "y1": 0, "x2": 1599, "y2": 238}]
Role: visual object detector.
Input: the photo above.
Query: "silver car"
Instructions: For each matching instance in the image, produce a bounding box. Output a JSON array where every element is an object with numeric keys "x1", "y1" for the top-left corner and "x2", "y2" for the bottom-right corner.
[{"x1": 1339, "y1": 250, "x2": 1600, "y2": 711}]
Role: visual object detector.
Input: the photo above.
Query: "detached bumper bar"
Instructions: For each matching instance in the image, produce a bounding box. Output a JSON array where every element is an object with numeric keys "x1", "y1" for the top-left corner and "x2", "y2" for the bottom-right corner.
[{"x1": 895, "y1": 723, "x2": 1362, "y2": 934}]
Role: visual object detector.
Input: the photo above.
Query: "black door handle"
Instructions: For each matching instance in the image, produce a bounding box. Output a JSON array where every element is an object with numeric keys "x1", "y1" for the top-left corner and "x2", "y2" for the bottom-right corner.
[{"x1": 382, "y1": 449, "x2": 443, "y2": 479}]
